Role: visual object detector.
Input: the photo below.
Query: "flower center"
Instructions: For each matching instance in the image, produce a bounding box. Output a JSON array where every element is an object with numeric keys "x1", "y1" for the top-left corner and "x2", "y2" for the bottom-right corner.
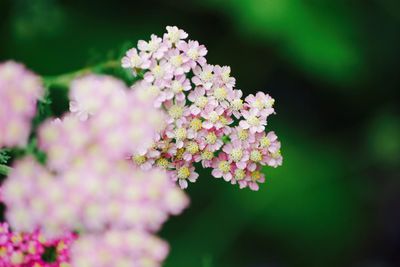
[
  {"x1": 152, "y1": 65, "x2": 164, "y2": 78},
  {"x1": 130, "y1": 54, "x2": 141, "y2": 66},
  {"x1": 195, "y1": 96, "x2": 208, "y2": 108},
  {"x1": 174, "y1": 128, "x2": 187, "y2": 140},
  {"x1": 156, "y1": 158, "x2": 169, "y2": 169},
  {"x1": 177, "y1": 166, "x2": 190, "y2": 179},
  {"x1": 251, "y1": 171, "x2": 262, "y2": 181},
  {"x1": 230, "y1": 148, "x2": 243, "y2": 162},
  {"x1": 190, "y1": 118, "x2": 202, "y2": 131},
  {"x1": 206, "y1": 132, "x2": 217, "y2": 144},
  {"x1": 201, "y1": 70, "x2": 213, "y2": 81},
  {"x1": 132, "y1": 155, "x2": 146, "y2": 165},
  {"x1": 175, "y1": 148, "x2": 185, "y2": 160},
  {"x1": 186, "y1": 141, "x2": 199, "y2": 154},
  {"x1": 201, "y1": 150, "x2": 214, "y2": 160},
  {"x1": 209, "y1": 111, "x2": 219, "y2": 123},
  {"x1": 170, "y1": 55, "x2": 183, "y2": 67},
  {"x1": 250, "y1": 150, "x2": 262, "y2": 162},
  {"x1": 231, "y1": 99, "x2": 243, "y2": 111},
  {"x1": 234, "y1": 169, "x2": 245, "y2": 180},
  {"x1": 187, "y1": 48, "x2": 199, "y2": 60},
  {"x1": 260, "y1": 136, "x2": 271, "y2": 148},
  {"x1": 168, "y1": 105, "x2": 183, "y2": 119},
  {"x1": 171, "y1": 81, "x2": 184, "y2": 93},
  {"x1": 238, "y1": 129, "x2": 249, "y2": 140},
  {"x1": 218, "y1": 160, "x2": 230, "y2": 173},
  {"x1": 214, "y1": 87, "x2": 227, "y2": 100},
  {"x1": 248, "y1": 115, "x2": 260, "y2": 126}
]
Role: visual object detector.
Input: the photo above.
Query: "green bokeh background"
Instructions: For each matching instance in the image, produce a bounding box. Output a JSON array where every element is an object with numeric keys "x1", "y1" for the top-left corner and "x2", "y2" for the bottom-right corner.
[{"x1": 1, "y1": 0, "x2": 399, "y2": 266}]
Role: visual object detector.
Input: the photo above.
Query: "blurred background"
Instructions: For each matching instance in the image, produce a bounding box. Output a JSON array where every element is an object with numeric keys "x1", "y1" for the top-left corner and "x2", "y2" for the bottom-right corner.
[{"x1": 1, "y1": 0, "x2": 399, "y2": 266}]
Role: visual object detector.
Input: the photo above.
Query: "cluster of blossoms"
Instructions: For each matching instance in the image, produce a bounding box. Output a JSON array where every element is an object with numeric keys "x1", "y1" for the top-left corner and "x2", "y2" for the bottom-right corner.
[
  {"x1": 0, "y1": 61, "x2": 44, "y2": 148},
  {"x1": 0, "y1": 222, "x2": 75, "y2": 267},
  {"x1": 70, "y1": 230, "x2": 168, "y2": 267},
  {"x1": 122, "y1": 26, "x2": 283, "y2": 190},
  {"x1": 1, "y1": 70, "x2": 189, "y2": 266}
]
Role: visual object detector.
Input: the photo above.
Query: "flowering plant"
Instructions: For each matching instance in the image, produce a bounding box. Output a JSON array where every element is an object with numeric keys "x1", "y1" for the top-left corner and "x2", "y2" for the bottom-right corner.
[{"x1": 0, "y1": 26, "x2": 282, "y2": 266}]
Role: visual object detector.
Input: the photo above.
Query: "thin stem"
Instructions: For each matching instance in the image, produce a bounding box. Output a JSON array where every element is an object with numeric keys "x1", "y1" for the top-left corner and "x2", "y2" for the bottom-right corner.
[
  {"x1": 43, "y1": 60, "x2": 120, "y2": 88},
  {"x1": 0, "y1": 164, "x2": 11, "y2": 176}
]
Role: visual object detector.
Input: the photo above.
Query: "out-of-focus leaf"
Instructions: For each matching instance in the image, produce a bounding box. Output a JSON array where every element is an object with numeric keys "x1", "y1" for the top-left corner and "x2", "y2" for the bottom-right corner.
[{"x1": 200, "y1": 0, "x2": 363, "y2": 86}]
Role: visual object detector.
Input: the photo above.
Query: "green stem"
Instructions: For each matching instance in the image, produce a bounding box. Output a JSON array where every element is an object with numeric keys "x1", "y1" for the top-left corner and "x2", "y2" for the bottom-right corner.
[
  {"x1": 43, "y1": 60, "x2": 120, "y2": 88},
  {"x1": 0, "y1": 164, "x2": 11, "y2": 176}
]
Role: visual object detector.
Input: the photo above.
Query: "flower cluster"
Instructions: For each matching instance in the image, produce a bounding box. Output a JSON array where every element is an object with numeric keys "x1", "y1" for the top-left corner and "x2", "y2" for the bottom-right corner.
[
  {"x1": 0, "y1": 222, "x2": 75, "y2": 267},
  {"x1": 71, "y1": 230, "x2": 168, "y2": 267},
  {"x1": 122, "y1": 26, "x2": 283, "y2": 190},
  {"x1": 2, "y1": 75, "x2": 189, "y2": 267},
  {"x1": 0, "y1": 61, "x2": 44, "y2": 148}
]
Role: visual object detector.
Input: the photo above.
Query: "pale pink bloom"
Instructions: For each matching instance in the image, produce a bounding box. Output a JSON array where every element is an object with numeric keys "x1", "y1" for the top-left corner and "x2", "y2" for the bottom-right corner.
[
  {"x1": 197, "y1": 129, "x2": 224, "y2": 152},
  {"x1": 207, "y1": 85, "x2": 232, "y2": 109},
  {"x1": 230, "y1": 126, "x2": 256, "y2": 145},
  {"x1": 71, "y1": 230, "x2": 169, "y2": 267},
  {"x1": 239, "y1": 109, "x2": 267, "y2": 133},
  {"x1": 164, "y1": 26, "x2": 188, "y2": 45},
  {"x1": 167, "y1": 48, "x2": 190, "y2": 75},
  {"x1": 144, "y1": 59, "x2": 174, "y2": 87},
  {"x1": 69, "y1": 75, "x2": 126, "y2": 121},
  {"x1": 192, "y1": 64, "x2": 214, "y2": 90},
  {"x1": 0, "y1": 221, "x2": 76, "y2": 266},
  {"x1": 201, "y1": 105, "x2": 224, "y2": 130},
  {"x1": 222, "y1": 140, "x2": 249, "y2": 170},
  {"x1": 163, "y1": 98, "x2": 189, "y2": 124},
  {"x1": 188, "y1": 86, "x2": 216, "y2": 115},
  {"x1": 4, "y1": 156, "x2": 189, "y2": 237},
  {"x1": 245, "y1": 91, "x2": 275, "y2": 116},
  {"x1": 170, "y1": 162, "x2": 199, "y2": 189},
  {"x1": 167, "y1": 75, "x2": 191, "y2": 101},
  {"x1": 227, "y1": 89, "x2": 244, "y2": 118},
  {"x1": 213, "y1": 65, "x2": 236, "y2": 89},
  {"x1": 138, "y1": 34, "x2": 168, "y2": 60},
  {"x1": 246, "y1": 169, "x2": 266, "y2": 191},
  {"x1": 121, "y1": 47, "x2": 151, "y2": 73},
  {"x1": 211, "y1": 153, "x2": 233, "y2": 182},
  {"x1": 177, "y1": 40, "x2": 207, "y2": 68},
  {"x1": 0, "y1": 61, "x2": 44, "y2": 148}
]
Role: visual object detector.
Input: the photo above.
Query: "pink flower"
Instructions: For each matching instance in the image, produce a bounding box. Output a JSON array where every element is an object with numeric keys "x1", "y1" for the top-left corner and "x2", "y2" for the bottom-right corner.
[
  {"x1": 71, "y1": 230, "x2": 169, "y2": 267},
  {"x1": 227, "y1": 89, "x2": 244, "y2": 118},
  {"x1": 201, "y1": 105, "x2": 224, "y2": 130},
  {"x1": 138, "y1": 34, "x2": 168, "y2": 60},
  {"x1": 120, "y1": 26, "x2": 283, "y2": 191},
  {"x1": 222, "y1": 140, "x2": 249, "y2": 169},
  {"x1": 177, "y1": 40, "x2": 207, "y2": 68},
  {"x1": 167, "y1": 75, "x2": 191, "y2": 102},
  {"x1": 192, "y1": 64, "x2": 214, "y2": 90},
  {"x1": 164, "y1": 25, "x2": 188, "y2": 45},
  {"x1": 211, "y1": 153, "x2": 233, "y2": 182},
  {"x1": 245, "y1": 91, "x2": 275, "y2": 117},
  {"x1": 170, "y1": 162, "x2": 199, "y2": 189},
  {"x1": 144, "y1": 59, "x2": 174, "y2": 87},
  {"x1": 121, "y1": 47, "x2": 151, "y2": 74},
  {"x1": 197, "y1": 129, "x2": 224, "y2": 152},
  {"x1": 0, "y1": 61, "x2": 44, "y2": 148},
  {"x1": 239, "y1": 109, "x2": 267, "y2": 134},
  {"x1": 213, "y1": 65, "x2": 236, "y2": 89},
  {"x1": 167, "y1": 48, "x2": 190, "y2": 76},
  {"x1": 69, "y1": 75, "x2": 126, "y2": 121}
]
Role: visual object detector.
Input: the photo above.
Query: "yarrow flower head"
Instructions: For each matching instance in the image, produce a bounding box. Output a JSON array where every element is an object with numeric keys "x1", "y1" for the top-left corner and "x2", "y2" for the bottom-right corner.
[
  {"x1": 0, "y1": 61, "x2": 44, "y2": 148},
  {"x1": 71, "y1": 230, "x2": 169, "y2": 267},
  {"x1": 0, "y1": 221, "x2": 75, "y2": 267},
  {"x1": 122, "y1": 26, "x2": 283, "y2": 191},
  {"x1": 2, "y1": 73, "x2": 189, "y2": 267}
]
